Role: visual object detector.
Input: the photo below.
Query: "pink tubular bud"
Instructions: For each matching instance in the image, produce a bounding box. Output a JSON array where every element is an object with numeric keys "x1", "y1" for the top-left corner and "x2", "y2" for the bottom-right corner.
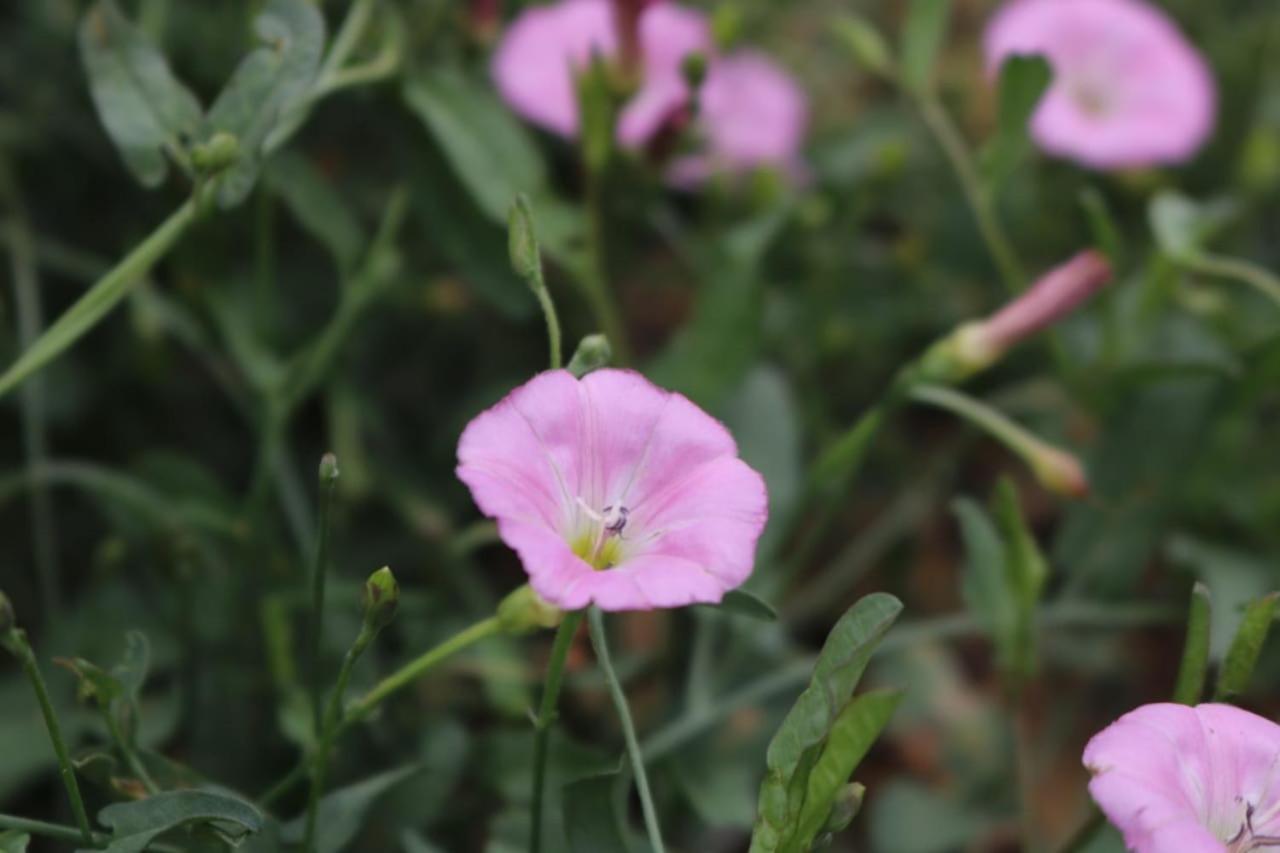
[{"x1": 978, "y1": 250, "x2": 1113, "y2": 357}]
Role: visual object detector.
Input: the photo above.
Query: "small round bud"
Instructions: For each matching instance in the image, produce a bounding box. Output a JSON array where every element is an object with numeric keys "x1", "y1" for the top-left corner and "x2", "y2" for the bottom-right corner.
[
  {"x1": 362, "y1": 566, "x2": 400, "y2": 632},
  {"x1": 567, "y1": 334, "x2": 613, "y2": 378},
  {"x1": 508, "y1": 194, "x2": 542, "y2": 281},
  {"x1": 497, "y1": 585, "x2": 563, "y2": 635},
  {"x1": 0, "y1": 591, "x2": 14, "y2": 635},
  {"x1": 191, "y1": 132, "x2": 240, "y2": 174},
  {"x1": 319, "y1": 453, "x2": 340, "y2": 485}
]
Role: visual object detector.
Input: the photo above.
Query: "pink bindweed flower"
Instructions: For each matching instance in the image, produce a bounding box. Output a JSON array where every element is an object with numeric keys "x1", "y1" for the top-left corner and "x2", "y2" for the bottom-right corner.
[
  {"x1": 490, "y1": 0, "x2": 808, "y2": 181},
  {"x1": 456, "y1": 369, "x2": 768, "y2": 611},
  {"x1": 1084, "y1": 703, "x2": 1280, "y2": 852},
  {"x1": 984, "y1": 0, "x2": 1216, "y2": 170}
]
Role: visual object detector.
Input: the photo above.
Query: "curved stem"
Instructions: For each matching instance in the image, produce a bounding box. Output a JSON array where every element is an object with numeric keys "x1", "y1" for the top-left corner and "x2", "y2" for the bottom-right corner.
[
  {"x1": 587, "y1": 607, "x2": 665, "y2": 853},
  {"x1": 1189, "y1": 253, "x2": 1280, "y2": 308},
  {"x1": 0, "y1": 813, "x2": 105, "y2": 847},
  {"x1": 5, "y1": 631, "x2": 96, "y2": 846},
  {"x1": 308, "y1": 467, "x2": 338, "y2": 735},
  {"x1": 529, "y1": 609, "x2": 585, "y2": 853}
]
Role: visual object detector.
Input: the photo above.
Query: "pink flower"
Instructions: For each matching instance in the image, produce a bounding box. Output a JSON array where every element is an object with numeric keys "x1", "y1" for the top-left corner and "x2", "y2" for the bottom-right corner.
[
  {"x1": 985, "y1": 0, "x2": 1216, "y2": 170},
  {"x1": 1084, "y1": 703, "x2": 1280, "y2": 852},
  {"x1": 490, "y1": 0, "x2": 808, "y2": 181},
  {"x1": 456, "y1": 369, "x2": 768, "y2": 611}
]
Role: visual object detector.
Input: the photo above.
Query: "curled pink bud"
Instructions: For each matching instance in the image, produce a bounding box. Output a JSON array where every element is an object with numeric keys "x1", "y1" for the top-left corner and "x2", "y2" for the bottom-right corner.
[{"x1": 980, "y1": 250, "x2": 1113, "y2": 355}]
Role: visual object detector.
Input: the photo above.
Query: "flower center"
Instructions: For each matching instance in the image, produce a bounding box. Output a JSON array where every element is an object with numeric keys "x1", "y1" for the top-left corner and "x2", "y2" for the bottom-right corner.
[
  {"x1": 1225, "y1": 803, "x2": 1280, "y2": 852},
  {"x1": 569, "y1": 501, "x2": 631, "y2": 570}
]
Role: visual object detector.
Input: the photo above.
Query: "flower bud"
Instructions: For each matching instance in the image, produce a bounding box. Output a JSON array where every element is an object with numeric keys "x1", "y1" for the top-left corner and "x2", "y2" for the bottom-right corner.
[
  {"x1": 319, "y1": 452, "x2": 340, "y2": 485},
  {"x1": 0, "y1": 590, "x2": 14, "y2": 635},
  {"x1": 823, "y1": 782, "x2": 866, "y2": 834},
  {"x1": 567, "y1": 334, "x2": 613, "y2": 378},
  {"x1": 191, "y1": 132, "x2": 240, "y2": 174},
  {"x1": 834, "y1": 15, "x2": 894, "y2": 78},
  {"x1": 1028, "y1": 443, "x2": 1090, "y2": 499},
  {"x1": 497, "y1": 584, "x2": 563, "y2": 635},
  {"x1": 362, "y1": 566, "x2": 400, "y2": 632},
  {"x1": 681, "y1": 52, "x2": 708, "y2": 91},
  {"x1": 508, "y1": 194, "x2": 542, "y2": 282}
]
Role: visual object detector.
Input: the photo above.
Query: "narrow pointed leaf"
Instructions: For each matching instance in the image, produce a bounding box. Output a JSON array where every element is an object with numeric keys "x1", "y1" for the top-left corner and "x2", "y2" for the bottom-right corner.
[
  {"x1": 1172, "y1": 582, "x2": 1212, "y2": 705},
  {"x1": 79, "y1": 0, "x2": 202, "y2": 187},
  {"x1": 900, "y1": 0, "x2": 952, "y2": 93},
  {"x1": 953, "y1": 498, "x2": 1017, "y2": 670},
  {"x1": 1215, "y1": 592, "x2": 1279, "y2": 701}
]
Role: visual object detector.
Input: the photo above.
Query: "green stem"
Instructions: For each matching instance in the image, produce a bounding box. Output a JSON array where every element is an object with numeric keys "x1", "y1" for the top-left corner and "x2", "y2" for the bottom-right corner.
[
  {"x1": 587, "y1": 607, "x2": 666, "y2": 853},
  {"x1": 529, "y1": 609, "x2": 585, "y2": 853},
  {"x1": 581, "y1": 170, "x2": 630, "y2": 363},
  {"x1": 0, "y1": 813, "x2": 105, "y2": 846},
  {"x1": 917, "y1": 94, "x2": 1025, "y2": 293},
  {"x1": 0, "y1": 199, "x2": 198, "y2": 401},
  {"x1": 1188, "y1": 253, "x2": 1280, "y2": 308},
  {"x1": 1056, "y1": 807, "x2": 1104, "y2": 853},
  {"x1": 303, "y1": 625, "x2": 375, "y2": 853},
  {"x1": 319, "y1": 0, "x2": 378, "y2": 80},
  {"x1": 5, "y1": 630, "x2": 96, "y2": 846},
  {"x1": 532, "y1": 267, "x2": 563, "y2": 370},
  {"x1": 103, "y1": 711, "x2": 159, "y2": 795},
  {"x1": 309, "y1": 461, "x2": 339, "y2": 736}
]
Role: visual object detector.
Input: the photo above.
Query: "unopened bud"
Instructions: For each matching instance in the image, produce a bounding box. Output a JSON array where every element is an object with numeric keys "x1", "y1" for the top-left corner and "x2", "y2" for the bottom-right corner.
[
  {"x1": 567, "y1": 334, "x2": 612, "y2": 377},
  {"x1": 833, "y1": 15, "x2": 894, "y2": 78},
  {"x1": 508, "y1": 194, "x2": 542, "y2": 282},
  {"x1": 191, "y1": 132, "x2": 240, "y2": 174},
  {"x1": 497, "y1": 585, "x2": 563, "y2": 635},
  {"x1": 0, "y1": 591, "x2": 14, "y2": 635},
  {"x1": 362, "y1": 566, "x2": 400, "y2": 632},
  {"x1": 1028, "y1": 443, "x2": 1090, "y2": 499},
  {"x1": 319, "y1": 452, "x2": 340, "y2": 484},
  {"x1": 823, "y1": 782, "x2": 866, "y2": 834}
]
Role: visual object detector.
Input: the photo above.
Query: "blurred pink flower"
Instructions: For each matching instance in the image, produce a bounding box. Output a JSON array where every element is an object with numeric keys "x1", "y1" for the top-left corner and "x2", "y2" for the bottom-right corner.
[
  {"x1": 456, "y1": 369, "x2": 768, "y2": 611},
  {"x1": 985, "y1": 0, "x2": 1216, "y2": 170},
  {"x1": 490, "y1": 0, "x2": 808, "y2": 180},
  {"x1": 1084, "y1": 703, "x2": 1280, "y2": 851}
]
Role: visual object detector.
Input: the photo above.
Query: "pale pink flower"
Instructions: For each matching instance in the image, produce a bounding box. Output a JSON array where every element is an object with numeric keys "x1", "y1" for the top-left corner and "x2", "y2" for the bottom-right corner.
[
  {"x1": 456, "y1": 369, "x2": 768, "y2": 611},
  {"x1": 1084, "y1": 703, "x2": 1280, "y2": 852},
  {"x1": 985, "y1": 0, "x2": 1216, "y2": 170},
  {"x1": 490, "y1": 0, "x2": 808, "y2": 180}
]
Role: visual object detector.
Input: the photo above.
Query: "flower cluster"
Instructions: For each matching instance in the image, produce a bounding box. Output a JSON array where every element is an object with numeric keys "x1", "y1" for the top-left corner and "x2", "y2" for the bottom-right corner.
[{"x1": 491, "y1": 0, "x2": 808, "y2": 182}]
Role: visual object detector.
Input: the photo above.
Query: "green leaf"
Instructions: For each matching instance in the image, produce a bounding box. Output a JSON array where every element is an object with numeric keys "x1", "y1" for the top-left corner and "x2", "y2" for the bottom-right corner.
[
  {"x1": 280, "y1": 764, "x2": 420, "y2": 853},
  {"x1": 265, "y1": 152, "x2": 365, "y2": 274},
  {"x1": 0, "y1": 831, "x2": 30, "y2": 853},
  {"x1": 792, "y1": 688, "x2": 903, "y2": 849},
  {"x1": 750, "y1": 593, "x2": 903, "y2": 853},
  {"x1": 953, "y1": 497, "x2": 1017, "y2": 670},
  {"x1": 1079, "y1": 187, "x2": 1124, "y2": 269},
  {"x1": 992, "y1": 480, "x2": 1049, "y2": 615},
  {"x1": 88, "y1": 790, "x2": 263, "y2": 853},
  {"x1": 563, "y1": 768, "x2": 632, "y2": 853},
  {"x1": 713, "y1": 589, "x2": 778, "y2": 622},
  {"x1": 979, "y1": 54, "x2": 1052, "y2": 190},
  {"x1": 204, "y1": 0, "x2": 325, "y2": 207},
  {"x1": 1172, "y1": 582, "x2": 1212, "y2": 705},
  {"x1": 1214, "y1": 591, "x2": 1279, "y2": 701},
  {"x1": 900, "y1": 0, "x2": 952, "y2": 93},
  {"x1": 832, "y1": 14, "x2": 894, "y2": 77},
  {"x1": 1149, "y1": 191, "x2": 1235, "y2": 263},
  {"x1": 78, "y1": 0, "x2": 202, "y2": 187}
]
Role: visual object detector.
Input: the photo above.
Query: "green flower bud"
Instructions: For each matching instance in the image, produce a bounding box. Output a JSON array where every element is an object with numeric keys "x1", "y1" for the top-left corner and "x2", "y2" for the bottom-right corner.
[
  {"x1": 362, "y1": 566, "x2": 400, "y2": 632},
  {"x1": 823, "y1": 782, "x2": 866, "y2": 835},
  {"x1": 681, "y1": 52, "x2": 708, "y2": 91},
  {"x1": 508, "y1": 194, "x2": 542, "y2": 282},
  {"x1": 567, "y1": 334, "x2": 613, "y2": 378},
  {"x1": 497, "y1": 585, "x2": 563, "y2": 635},
  {"x1": 0, "y1": 590, "x2": 14, "y2": 635},
  {"x1": 191, "y1": 132, "x2": 240, "y2": 174},
  {"x1": 319, "y1": 452, "x2": 340, "y2": 485}
]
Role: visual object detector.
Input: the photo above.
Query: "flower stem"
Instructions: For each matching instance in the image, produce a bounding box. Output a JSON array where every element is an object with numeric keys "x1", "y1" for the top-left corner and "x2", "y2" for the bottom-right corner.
[
  {"x1": 3, "y1": 630, "x2": 95, "y2": 847},
  {"x1": 103, "y1": 710, "x2": 159, "y2": 795},
  {"x1": 582, "y1": 170, "x2": 631, "y2": 364},
  {"x1": 909, "y1": 383, "x2": 1057, "y2": 471},
  {"x1": 529, "y1": 609, "x2": 585, "y2": 853},
  {"x1": 303, "y1": 624, "x2": 375, "y2": 853},
  {"x1": 308, "y1": 457, "x2": 339, "y2": 736},
  {"x1": 1188, "y1": 253, "x2": 1280, "y2": 308},
  {"x1": 587, "y1": 607, "x2": 666, "y2": 853},
  {"x1": 917, "y1": 94, "x2": 1026, "y2": 294},
  {"x1": 0, "y1": 813, "x2": 105, "y2": 846}
]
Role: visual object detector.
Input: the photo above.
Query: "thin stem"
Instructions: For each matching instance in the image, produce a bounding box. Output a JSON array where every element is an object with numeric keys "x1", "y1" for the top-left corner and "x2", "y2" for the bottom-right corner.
[
  {"x1": 103, "y1": 711, "x2": 159, "y2": 795},
  {"x1": 533, "y1": 271, "x2": 563, "y2": 370},
  {"x1": 1188, "y1": 253, "x2": 1280, "y2": 308},
  {"x1": 1056, "y1": 807, "x2": 1104, "y2": 853},
  {"x1": 0, "y1": 813, "x2": 104, "y2": 846},
  {"x1": 587, "y1": 607, "x2": 666, "y2": 853},
  {"x1": 303, "y1": 625, "x2": 374, "y2": 853},
  {"x1": 529, "y1": 609, "x2": 585, "y2": 853},
  {"x1": 308, "y1": 460, "x2": 339, "y2": 736},
  {"x1": 581, "y1": 170, "x2": 631, "y2": 363},
  {"x1": 319, "y1": 0, "x2": 378, "y2": 80},
  {"x1": 917, "y1": 94, "x2": 1025, "y2": 293},
  {"x1": 4, "y1": 631, "x2": 95, "y2": 846}
]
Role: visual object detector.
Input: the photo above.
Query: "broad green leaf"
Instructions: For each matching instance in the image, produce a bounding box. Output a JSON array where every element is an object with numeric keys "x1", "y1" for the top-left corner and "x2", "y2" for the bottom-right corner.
[
  {"x1": 79, "y1": 0, "x2": 202, "y2": 187},
  {"x1": 713, "y1": 589, "x2": 778, "y2": 622},
  {"x1": 953, "y1": 498, "x2": 1017, "y2": 670},
  {"x1": 1214, "y1": 591, "x2": 1279, "y2": 701},
  {"x1": 265, "y1": 152, "x2": 365, "y2": 274},
  {"x1": 280, "y1": 764, "x2": 421, "y2": 853},
  {"x1": 0, "y1": 197, "x2": 197, "y2": 403},
  {"x1": 563, "y1": 769, "x2": 632, "y2": 853},
  {"x1": 88, "y1": 790, "x2": 263, "y2": 853},
  {"x1": 750, "y1": 593, "x2": 903, "y2": 853},
  {"x1": 0, "y1": 832, "x2": 29, "y2": 853},
  {"x1": 979, "y1": 55, "x2": 1051, "y2": 190},
  {"x1": 900, "y1": 0, "x2": 952, "y2": 93},
  {"x1": 204, "y1": 0, "x2": 325, "y2": 207},
  {"x1": 792, "y1": 688, "x2": 903, "y2": 850},
  {"x1": 1172, "y1": 582, "x2": 1211, "y2": 705}
]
